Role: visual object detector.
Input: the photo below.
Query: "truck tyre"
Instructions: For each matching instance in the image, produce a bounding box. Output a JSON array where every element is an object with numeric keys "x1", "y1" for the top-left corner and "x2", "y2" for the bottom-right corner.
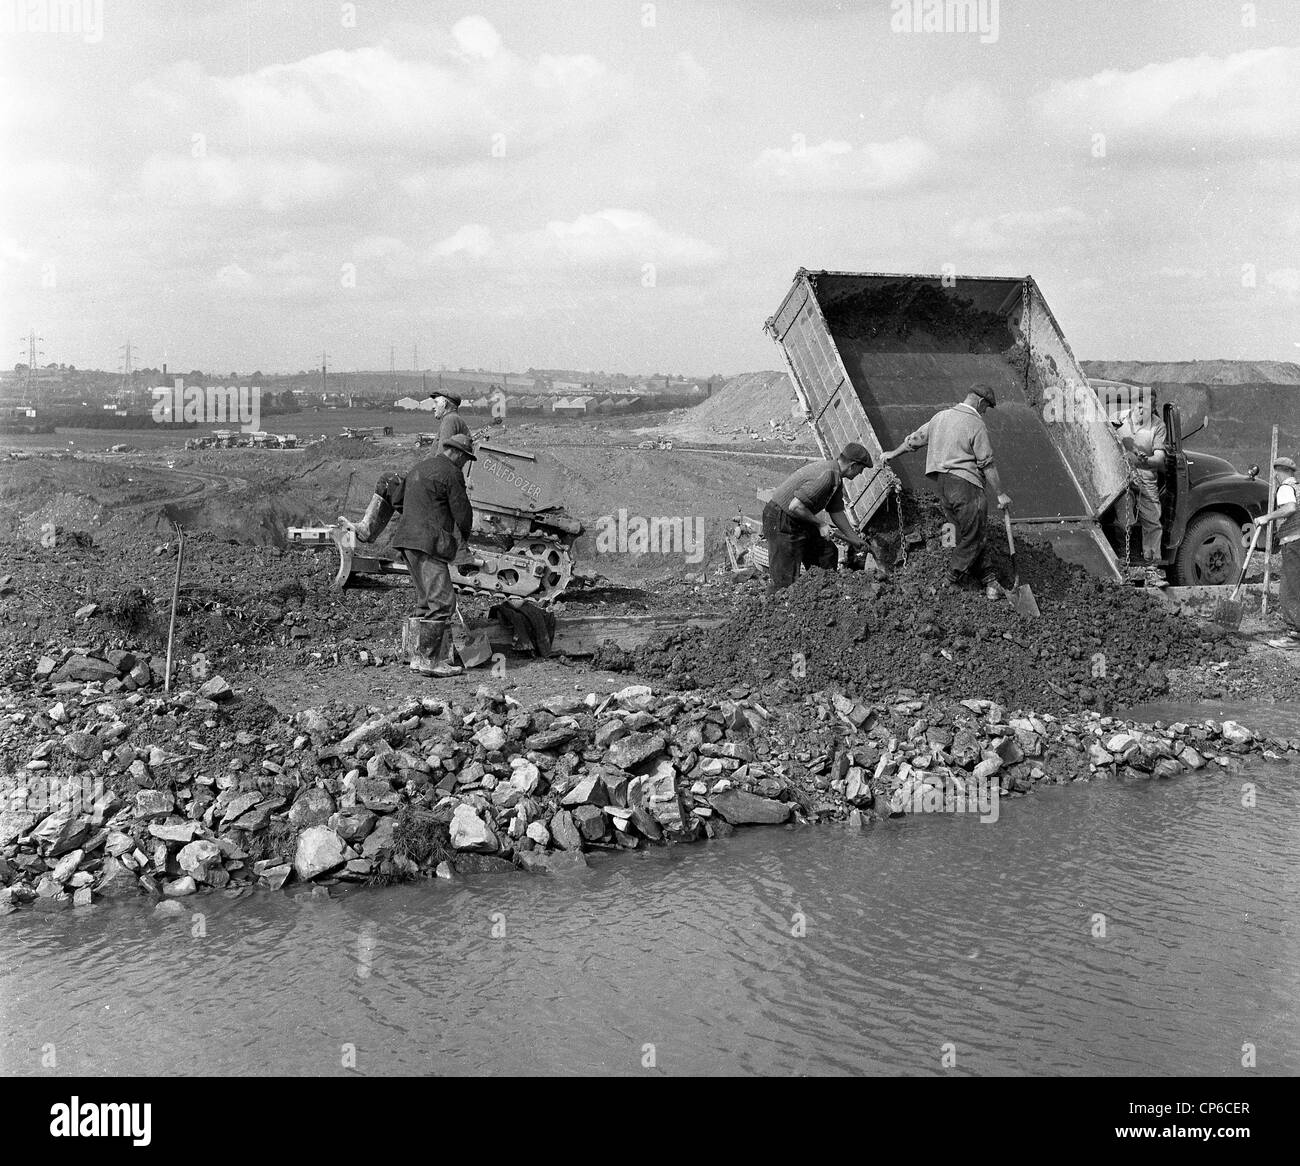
[{"x1": 1170, "y1": 511, "x2": 1244, "y2": 587}]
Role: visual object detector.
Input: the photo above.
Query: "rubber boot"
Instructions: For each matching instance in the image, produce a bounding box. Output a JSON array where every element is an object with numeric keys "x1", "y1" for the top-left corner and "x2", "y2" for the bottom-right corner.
[
  {"x1": 339, "y1": 493, "x2": 393, "y2": 543},
  {"x1": 407, "y1": 618, "x2": 462, "y2": 677}
]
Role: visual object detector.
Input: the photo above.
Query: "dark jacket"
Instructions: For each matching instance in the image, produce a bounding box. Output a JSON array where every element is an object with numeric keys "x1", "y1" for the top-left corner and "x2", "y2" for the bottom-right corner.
[{"x1": 391, "y1": 453, "x2": 473, "y2": 559}]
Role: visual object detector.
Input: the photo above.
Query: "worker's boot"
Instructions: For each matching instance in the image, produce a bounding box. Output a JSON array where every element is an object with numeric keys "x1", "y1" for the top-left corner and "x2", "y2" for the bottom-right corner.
[
  {"x1": 406, "y1": 618, "x2": 463, "y2": 677},
  {"x1": 339, "y1": 493, "x2": 393, "y2": 543},
  {"x1": 1142, "y1": 564, "x2": 1167, "y2": 588}
]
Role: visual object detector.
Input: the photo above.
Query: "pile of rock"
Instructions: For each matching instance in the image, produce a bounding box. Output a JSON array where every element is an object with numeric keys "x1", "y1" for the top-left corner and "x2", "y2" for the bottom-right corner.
[{"x1": 2, "y1": 668, "x2": 1296, "y2": 916}]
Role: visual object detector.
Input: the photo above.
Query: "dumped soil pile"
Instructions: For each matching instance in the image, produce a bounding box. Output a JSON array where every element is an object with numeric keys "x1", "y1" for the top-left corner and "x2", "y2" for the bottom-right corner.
[
  {"x1": 632, "y1": 542, "x2": 1239, "y2": 715},
  {"x1": 658, "y1": 371, "x2": 814, "y2": 447}
]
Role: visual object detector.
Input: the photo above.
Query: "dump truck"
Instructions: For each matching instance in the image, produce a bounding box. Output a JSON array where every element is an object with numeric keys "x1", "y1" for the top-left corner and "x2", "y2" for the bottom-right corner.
[{"x1": 763, "y1": 269, "x2": 1270, "y2": 585}]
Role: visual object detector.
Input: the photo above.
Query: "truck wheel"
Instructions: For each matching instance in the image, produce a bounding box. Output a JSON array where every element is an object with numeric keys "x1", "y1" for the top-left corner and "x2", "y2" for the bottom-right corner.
[{"x1": 1170, "y1": 512, "x2": 1243, "y2": 587}]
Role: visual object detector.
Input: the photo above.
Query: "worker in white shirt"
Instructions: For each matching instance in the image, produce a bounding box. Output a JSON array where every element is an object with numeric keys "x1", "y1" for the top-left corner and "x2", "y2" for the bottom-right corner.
[
  {"x1": 1114, "y1": 391, "x2": 1168, "y2": 587},
  {"x1": 1254, "y1": 455, "x2": 1299, "y2": 646}
]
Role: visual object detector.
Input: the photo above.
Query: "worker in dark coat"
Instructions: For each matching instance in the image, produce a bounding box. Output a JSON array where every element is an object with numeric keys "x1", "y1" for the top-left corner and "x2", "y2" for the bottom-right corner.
[
  {"x1": 428, "y1": 391, "x2": 471, "y2": 448},
  {"x1": 763, "y1": 442, "x2": 872, "y2": 591},
  {"x1": 392, "y1": 433, "x2": 476, "y2": 675},
  {"x1": 881, "y1": 383, "x2": 1011, "y2": 600}
]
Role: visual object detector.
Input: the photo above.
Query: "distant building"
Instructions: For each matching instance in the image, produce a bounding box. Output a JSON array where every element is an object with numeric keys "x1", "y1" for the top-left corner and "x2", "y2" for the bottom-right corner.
[
  {"x1": 394, "y1": 396, "x2": 422, "y2": 410},
  {"x1": 553, "y1": 396, "x2": 592, "y2": 416}
]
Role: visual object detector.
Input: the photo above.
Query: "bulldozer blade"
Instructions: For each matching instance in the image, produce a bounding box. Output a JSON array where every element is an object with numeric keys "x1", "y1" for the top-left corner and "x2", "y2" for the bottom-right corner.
[{"x1": 452, "y1": 613, "x2": 493, "y2": 668}]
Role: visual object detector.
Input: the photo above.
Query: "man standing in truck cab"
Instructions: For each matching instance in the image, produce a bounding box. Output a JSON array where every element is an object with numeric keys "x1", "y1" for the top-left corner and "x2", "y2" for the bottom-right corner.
[
  {"x1": 881, "y1": 383, "x2": 1011, "y2": 600},
  {"x1": 1114, "y1": 389, "x2": 1168, "y2": 588},
  {"x1": 1255, "y1": 455, "x2": 1299, "y2": 646},
  {"x1": 762, "y1": 442, "x2": 873, "y2": 591}
]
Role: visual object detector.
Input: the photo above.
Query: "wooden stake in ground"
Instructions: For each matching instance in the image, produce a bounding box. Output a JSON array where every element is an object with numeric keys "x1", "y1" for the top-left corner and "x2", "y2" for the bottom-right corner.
[
  {"x1": 1261, "y1": 425, "x2": 1279, "y2": 616},
  {"x1": 163, "y1": 523, "x2": 186, "y2": 693}
]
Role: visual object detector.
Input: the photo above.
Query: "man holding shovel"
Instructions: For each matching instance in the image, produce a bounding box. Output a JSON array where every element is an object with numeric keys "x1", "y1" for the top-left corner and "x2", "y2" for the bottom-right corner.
[
  {"x1": 1254, "y1": 455, "x2": 1299, "y2": 646},
  {"x1": 881, "y1": 383, "x2": 1011, "y2": 600}
]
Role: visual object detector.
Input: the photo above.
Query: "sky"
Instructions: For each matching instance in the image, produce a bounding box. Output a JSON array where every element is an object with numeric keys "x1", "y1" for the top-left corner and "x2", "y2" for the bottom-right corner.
[{"x1": 2, "y1": 0, "x2": 1299, "y2": 376}]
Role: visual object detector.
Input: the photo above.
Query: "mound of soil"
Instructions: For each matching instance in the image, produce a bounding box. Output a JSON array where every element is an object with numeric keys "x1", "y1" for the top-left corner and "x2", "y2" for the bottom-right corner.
[{"x1": 633, "y1": 540, "x2": 1240, "y2": 715}]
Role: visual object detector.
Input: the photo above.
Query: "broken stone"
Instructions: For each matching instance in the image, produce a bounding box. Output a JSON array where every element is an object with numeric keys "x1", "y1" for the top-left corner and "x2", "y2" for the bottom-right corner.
[
  {"x1": 450, "y1": 804, "x2": 498, "y2": 853},
  {"x1": 293, "y1": 826, "x2": 356, "y2": 880},
  {"x1": 288, "y1": 788, "x2": 336, "y2": 831},
  {"x1": 134, "y1": 789, "x2": 175, "y2": 818},
  {"x1": 549, "y1": 809, "x2": 583, "y2": 851},
  {"x1": 198, "y1": 675, "x2": 233, "y2": 701},
  {"x1": 708, "y1": 789, "x2": 791, "y2": 826},
  {"x1": 163, "y1": 875, "x2": 198, "y2": 897}
]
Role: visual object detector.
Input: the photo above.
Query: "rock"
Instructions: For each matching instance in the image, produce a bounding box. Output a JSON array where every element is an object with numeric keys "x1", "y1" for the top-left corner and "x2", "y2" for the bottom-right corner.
[
  {"x1": 63, "y1": 731, "x2": 100, "y2": 760},
  {"x1": 561, "y1": 776, "x2": 607, "y2": 808},
  {"x1": 148, "y1": 822, "x2": 197, "y2": 844},
  {"x1": 1178, "y1": 745, "x2": 1206, "y2": 770},
  {"x1": 708, "y1": 789, "x2": 791, "y2": 826},
  {"x1": 0, "y1": 888, "x2": 17, "y2": 915},
  {"x1": 573, "y1": 804, "x2": 607, "y2": 842},
  {"x1": 34, "y1": 657, "x2": 58, "y2": 680},
  {"x1": 606, "y1": 731, "x2": 667, "y2": 771},
  {"x1": 0, "y1": 809, "x2": 38, "y2": 846},
  {"x1": 258, "y1": 863, "x2": 292, "y2": 891},
  {"x1": 293, "y1": 826, "x2": 356, "y2": 881},
  {"x1": 525, "y1": 725, "x2": 579, "y2": 751},
  {"x1": 53, "y1": 655, "x2": 118, "y2": 683},
  {"x1": 517, "y1": 849, "x2": 589, "y2": 875},
  {"x1": 297, "y1": 707, "x2": 330, "y2": 736},
  {"x1": 1220, "y1": 720, "x2": 1253, "y2": 746},
  {"x1": 96, "y1": 856, "x2": 139, "y2": 898},
  {"x1": 332, "y1": 715, "x2": 393, "y2": 755},
  {"x1": 452, "y1": 854, "x2": 516, "y2": 875},
  {"x1": 74, "y1": 603, "x2": 99, "y2": 620},
  {"x1": 51, "y1": 849, "x2": 84, "y2": 885},
  {"x1": 153, "y1": 899, "x2": 185, "y2": 916},
  {"x1": 198, "y1": 675, "x2": 233, "y2": 701},
  {"x1": 510, "y1": 759, "x2": 543, "y2": 794},
  {"x1": 844, "y1": 767, "x2": 871, "y2": 805},
  {"x1": 288, "y1": 788, "x2": 336, "y2": 831},
  {"x1": 29, "y1": 810, "x2": 91, "y2": 856},
  {"x1": 614, "y1": 684, "x2": 654, "y2": 709},
  {"x1": 72, "y1": 887, "x2": 93, "y2": 908},
  {"x1": 36, "y1": 875, "x2": 63, "y2": 899},
  {"x1": 177, "y1": 839, "x2": 222, "y2": 881},
  {"x1": 473, "y1": 724, "x2": 507, "y2": 753},
  {"x1": 549, "y1": 809, "x2": 583, "y2": 851},
  {"x1": 525, "y1": 821, "x2": 551, "y2": 847},
  {"x1": 333, "y1": 806, "x2": 378, "y2": 844},
  {"x1": 163, "y1": 876, "x2": 198, "y2": 897},
  {"x1": 358, "y1": 778, "x2": 402, "y2": 813},
  {"x1": 629, "y1": 806, "x2": 663, "y2": 841},
  {"x1": 434, "y1": 861, "x2": 454, "y2": 880},
  {"x1": 450, "y1": 804, "x2": 498, "y2": 853},
  {"x1": 361, "y1": 816, "x2": 398, "y2": 859},
  {"x1": 594, "y1": 720, "x2": 627, "y2": 749},
  {"x1": 134, "y1": 789, "x2": 175, "y2": 818},
  {"x1": 1152, "y1": 759, "x2": 1184, "y2": 779}
]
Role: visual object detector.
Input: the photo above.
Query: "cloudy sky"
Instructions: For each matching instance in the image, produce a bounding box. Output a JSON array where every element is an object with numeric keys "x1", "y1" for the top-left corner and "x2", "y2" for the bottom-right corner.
[{"x1": 3, "y1": 0, "x2": 1298, "y2": 376}]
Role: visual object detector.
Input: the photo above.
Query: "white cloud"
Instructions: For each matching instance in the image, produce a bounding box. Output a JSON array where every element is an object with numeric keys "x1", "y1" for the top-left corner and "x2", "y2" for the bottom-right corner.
[
  {"x1": 132, "y1": 29, "x2": 626, "y2": 162},
  {"x1": 952, "y1": 206, "x2": 1094, "y2": 252},
  {"x1": 922, "y1": 85, "x2": 1009, "y2": 149},
  {"x1": 754, "y1": 136, "x2": 936, "y2": 193},
  {"x1": 1036, "y1": 46, "x2": 1300, "y2": 158},
  {"x1": 138, "y1": 153, "x2": 351, "y2": 212},
  {"x1": 214, "y1": 263, "x2": 254, "y2": 290},
  {"x1": 429, "y1": 210, "x2": 724, "y2": 281}
]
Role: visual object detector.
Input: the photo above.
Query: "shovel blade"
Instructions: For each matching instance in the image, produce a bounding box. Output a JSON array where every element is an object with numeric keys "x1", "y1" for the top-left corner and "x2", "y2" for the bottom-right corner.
[
  {"x1": 451, "y1": 622, "x2": 493, "y2": 668},
  {"x1": 1015, "y1": 584, "x2": 1040, "y2": 618}
]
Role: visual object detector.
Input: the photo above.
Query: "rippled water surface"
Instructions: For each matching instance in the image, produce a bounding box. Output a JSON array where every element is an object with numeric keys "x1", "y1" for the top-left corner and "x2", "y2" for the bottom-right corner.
[{"x1": 3, "y1": 757, "x2": 1297, "y2": 1076}]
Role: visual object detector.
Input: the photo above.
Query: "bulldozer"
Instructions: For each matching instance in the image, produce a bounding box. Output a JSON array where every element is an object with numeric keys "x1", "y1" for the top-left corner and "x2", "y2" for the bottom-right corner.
[{"x1": 330, "y1": 439, "x2": 584, "y2": 604}]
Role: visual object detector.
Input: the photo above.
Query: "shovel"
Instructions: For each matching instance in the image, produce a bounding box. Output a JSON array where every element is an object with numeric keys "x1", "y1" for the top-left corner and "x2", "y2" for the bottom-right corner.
[
  {"x1": 1001, "y1": 510, "x2": 1040, "y2": 618},
  {"x1": 1212, "y1": 522, "x2": 1263, "y2": 630},
  {"x1": 451, "y1": 609, "x2": 493, "y2": 668}
]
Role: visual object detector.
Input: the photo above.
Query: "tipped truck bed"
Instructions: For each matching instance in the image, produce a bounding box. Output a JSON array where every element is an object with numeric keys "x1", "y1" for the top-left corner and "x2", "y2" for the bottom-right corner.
[{"x1": 765, "y1": 269, "x2": 1131, "y2": 582}]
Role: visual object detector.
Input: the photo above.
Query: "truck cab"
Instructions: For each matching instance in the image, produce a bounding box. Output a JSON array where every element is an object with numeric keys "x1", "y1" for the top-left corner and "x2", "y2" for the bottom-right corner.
[{"x1": 1101, "y1": 400, "x2": 1270, "y2": 585}]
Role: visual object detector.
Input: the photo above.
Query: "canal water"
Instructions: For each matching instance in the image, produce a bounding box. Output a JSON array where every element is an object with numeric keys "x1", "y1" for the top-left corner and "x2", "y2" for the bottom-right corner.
[{"x1": 2, "y1": 709, "x2": 1297, "y2": 1077}]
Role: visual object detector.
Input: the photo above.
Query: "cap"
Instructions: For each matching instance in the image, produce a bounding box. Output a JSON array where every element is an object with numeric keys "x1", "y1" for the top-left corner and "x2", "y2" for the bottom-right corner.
[
  {"x1": 970, "y1": 383, "x2": 997, "y2": 407},
  {"x1": 841, "y1": 441, "x2": 873, "y2": 468},
  {"x1": 1275, "y1": 455, "x2": 1297, "y2": 473},
  {"x1": 441, "y1": 432, "x2": 477, "y2": 460},
  {"x1": 426, "y1": 392, "x2": 462, "y2": 407}
]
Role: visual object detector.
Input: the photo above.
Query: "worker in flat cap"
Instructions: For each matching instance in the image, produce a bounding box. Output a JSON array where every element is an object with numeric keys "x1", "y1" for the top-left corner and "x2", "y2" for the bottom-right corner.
[
  {"x1": 1254, "y1": 454, "x2": 1299, "y2": 646},
  {"x1": 881, "y1": 383, "x2": 1011, "y2": 600},
  {"x1": 425, "y1": 390, "x2": 471, "y2": 451},
  {"x1": 391, "y1": 432, "x2": 478, "y2": 677},
  {"x1": 763, "y1": 442, "x2": 873, "y2": 591}
]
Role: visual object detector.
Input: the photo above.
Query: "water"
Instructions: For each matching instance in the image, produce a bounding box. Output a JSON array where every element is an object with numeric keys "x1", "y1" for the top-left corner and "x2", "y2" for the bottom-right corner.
[{"x1": 4, "y1": 748, "x2": 1296, "y2": 1077}]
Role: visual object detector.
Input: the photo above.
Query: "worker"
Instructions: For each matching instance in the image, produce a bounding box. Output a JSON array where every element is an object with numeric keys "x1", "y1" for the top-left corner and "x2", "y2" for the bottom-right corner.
[
  {"x1": 392, "y1": 432, "x2": 477, "y2": 677},
  {"x1": 426, "y1": 391, "x2": 471, "y2": 449},
  {"x1": 880, "y1": 383, "x2": 1011, "y2": 600},
  {"x1": 1254, "y1": 455, "x2": 1299, "y2": 646},
  {"x1": 763, "y1": 442, "x2": 872, "y2": 591},
  {"x1": 1114, "y1": 390, "x2": 1168, "y2": 587}
]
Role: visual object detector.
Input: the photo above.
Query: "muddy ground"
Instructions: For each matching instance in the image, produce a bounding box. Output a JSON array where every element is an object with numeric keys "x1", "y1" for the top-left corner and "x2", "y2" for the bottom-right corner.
[{"x1": 2, "y1": 411, "x2": 1298, "y2": 720}]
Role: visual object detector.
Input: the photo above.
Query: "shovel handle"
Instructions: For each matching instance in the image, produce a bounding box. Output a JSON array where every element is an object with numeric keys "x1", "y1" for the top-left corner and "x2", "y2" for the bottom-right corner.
[
  {"x1": 1230, "y1": 524, "x2": 1263, "y2": 602},
  {"x1": 1002, "y1": 508, "x2": 1016, "y2": 555}
]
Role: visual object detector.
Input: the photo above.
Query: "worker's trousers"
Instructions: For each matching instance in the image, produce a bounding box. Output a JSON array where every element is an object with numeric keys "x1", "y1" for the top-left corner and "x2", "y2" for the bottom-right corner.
[
  {"x1": 401, "y1": 549, "x2": 457, "y2": 620},
  {"x1": 1116, "y1": 469, "x2": 1163, "y2": 561},
  {"x1": 1282, "y1": 541, "x2": 1300, "y2": 632},
  {"x1": 762, "y1": 502, "x2": 837, "y2": 592},
  {"x1": 935, "y1": 473, "x2": 994, "y2": 584}
]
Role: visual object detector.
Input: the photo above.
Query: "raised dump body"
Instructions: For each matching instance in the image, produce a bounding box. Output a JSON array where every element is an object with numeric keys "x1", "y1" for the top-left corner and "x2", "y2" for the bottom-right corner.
[{"x1": 764, "y1": 270, "x2": 1131, "y2": 581}]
